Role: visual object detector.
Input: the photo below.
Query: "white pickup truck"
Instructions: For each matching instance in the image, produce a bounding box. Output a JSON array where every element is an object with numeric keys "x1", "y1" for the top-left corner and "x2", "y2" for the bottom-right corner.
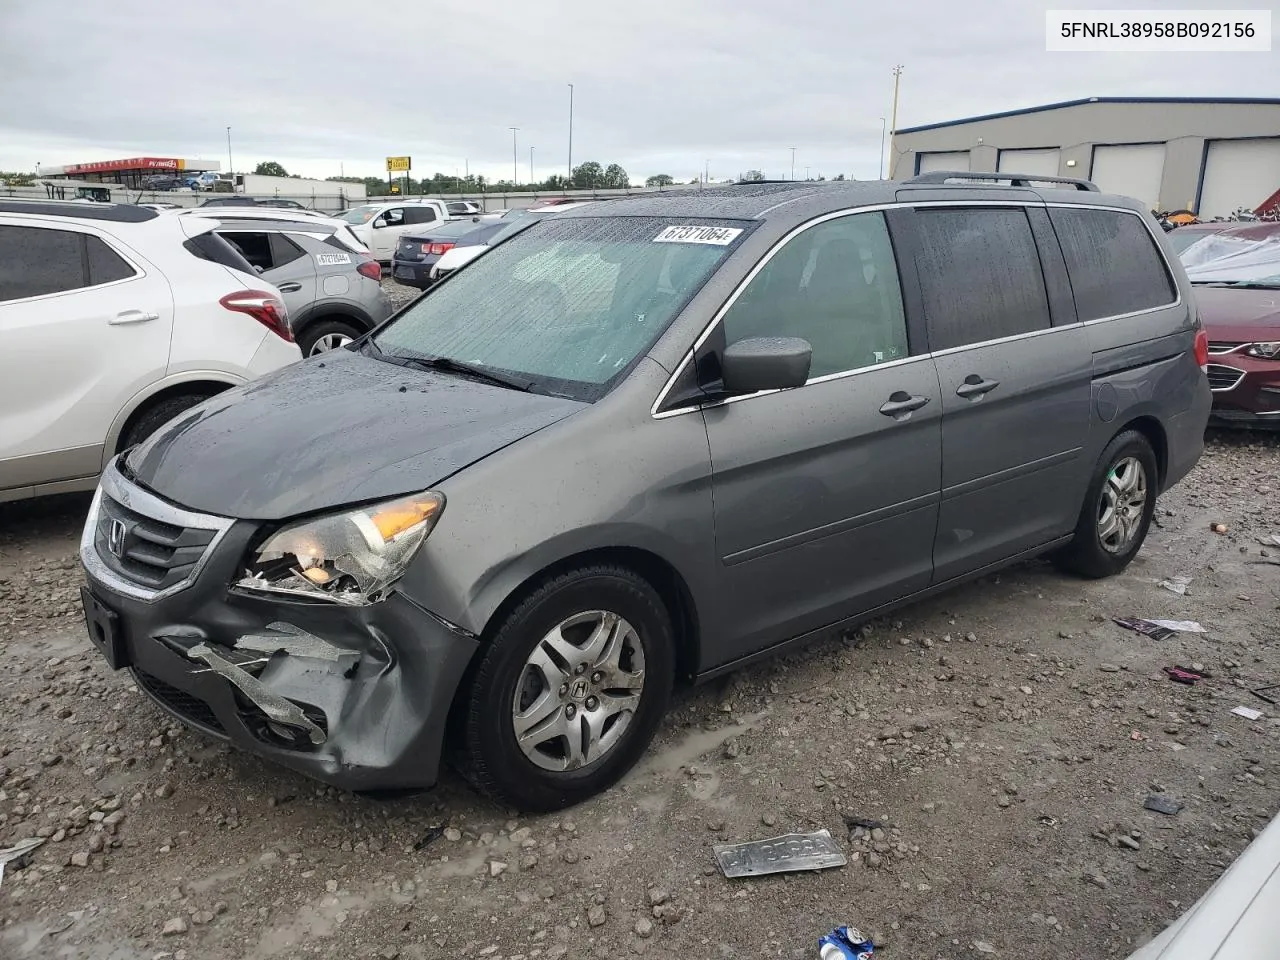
[{"x1": 337, "y1": 199, "x2": 456, "y2": 263}]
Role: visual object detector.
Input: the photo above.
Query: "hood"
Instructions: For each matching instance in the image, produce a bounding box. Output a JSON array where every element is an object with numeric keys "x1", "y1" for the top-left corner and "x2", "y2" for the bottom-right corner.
[
  {"x1": 1194, "y1": 286, "x2": 1280, "y2": 337},
  {"x1": 125, "y1": 349, "x2": 586, "y2": 520}
]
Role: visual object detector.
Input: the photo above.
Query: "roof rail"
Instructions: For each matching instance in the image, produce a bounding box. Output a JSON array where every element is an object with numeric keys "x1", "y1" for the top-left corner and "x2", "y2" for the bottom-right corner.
[
  {"x1": 0, "y1": 200, "x2": 159, "y2": 222},
  {"x1": 905, "y1": 171, "x2": 1100, "y2": 192}
]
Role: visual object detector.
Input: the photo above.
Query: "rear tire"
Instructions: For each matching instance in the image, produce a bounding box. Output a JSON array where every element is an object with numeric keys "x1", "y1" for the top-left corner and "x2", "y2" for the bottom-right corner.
[
  {"x1": 120, "y1": 394, "x2": 210, "y2": 451},
  {"x1": 1054, "y1": 430, "x2": 1158, "y2": 579},
  {"x1": 454, "y1": 565, "x2": 675, "y2": 812},
  {"x1": 298, "y1": 318, "x2": 362, "y2": 357}
]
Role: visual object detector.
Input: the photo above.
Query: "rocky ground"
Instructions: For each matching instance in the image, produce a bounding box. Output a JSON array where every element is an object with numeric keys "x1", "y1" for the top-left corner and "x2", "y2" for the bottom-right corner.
[{"x1": 2, "y1": 431, "x2": 1278, "y2": 960}]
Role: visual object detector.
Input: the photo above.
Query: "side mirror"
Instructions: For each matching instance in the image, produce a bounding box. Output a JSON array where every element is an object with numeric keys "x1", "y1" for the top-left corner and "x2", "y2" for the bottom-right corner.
[
  {"x1": 721, "y1": 337, "x2": 812, "y2": 394},
  {"x1": 371, "y1": 217, "x2": 387, "y2": 228}
]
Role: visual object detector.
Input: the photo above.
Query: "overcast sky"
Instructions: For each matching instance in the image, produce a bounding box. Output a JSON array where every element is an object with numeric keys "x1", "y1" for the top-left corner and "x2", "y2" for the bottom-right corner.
[{"x1": 1, "y1": 1, "x2": 1275, "y2": 185}]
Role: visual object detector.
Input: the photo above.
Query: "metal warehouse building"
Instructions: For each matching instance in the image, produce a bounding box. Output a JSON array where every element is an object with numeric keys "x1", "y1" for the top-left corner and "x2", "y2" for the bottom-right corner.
[{"x1": 891, "y1": 97, "x2": 1280, "y2": 218}]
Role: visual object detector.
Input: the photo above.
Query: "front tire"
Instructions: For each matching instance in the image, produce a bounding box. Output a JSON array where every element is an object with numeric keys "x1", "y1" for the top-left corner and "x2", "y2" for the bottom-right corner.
[
  {"x1": 1055, "y1": 430, "x2": 1158, "y2": 578},
  {"x1": 120, "y1": 393, "x2": 210, "y2": 451},
  {"x1": 455, "y1": 565, "x2": 675, "y2": 812},
  {"x1": 298, "y1": 318, "x2": 362, "y2": 357}
]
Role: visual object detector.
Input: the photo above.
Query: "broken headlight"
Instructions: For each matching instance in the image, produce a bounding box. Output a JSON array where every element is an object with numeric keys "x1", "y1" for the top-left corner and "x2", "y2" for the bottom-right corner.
[
  {"x1": 1245, "y1": 342, "x2": 1280, "y2": 359},
  {"x1": 237, "y1": 492, "x2": 444, "y2": 604}
]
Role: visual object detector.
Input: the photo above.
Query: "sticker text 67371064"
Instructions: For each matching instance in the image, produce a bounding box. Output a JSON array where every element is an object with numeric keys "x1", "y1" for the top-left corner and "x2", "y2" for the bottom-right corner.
[
  {"x1": 652, "y1": 225, "x2": 744, "y2": 246},
  {"x1": 316, "y1": 252, "x2": 352, "y2": 266}
]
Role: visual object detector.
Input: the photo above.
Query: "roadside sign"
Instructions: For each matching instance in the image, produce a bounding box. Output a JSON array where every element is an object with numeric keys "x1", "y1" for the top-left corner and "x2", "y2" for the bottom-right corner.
[{"x1": 386, "y1": 156, "x2": 411, "y2": 172}]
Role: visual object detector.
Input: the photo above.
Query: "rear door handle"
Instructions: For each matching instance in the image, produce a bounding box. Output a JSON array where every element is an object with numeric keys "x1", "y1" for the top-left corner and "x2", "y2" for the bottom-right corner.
[
  {"x1": 108, "y1": 310, "x2": 159, "y2": 325},
  {"x1": 276, "y1": 282, "x2": 302, "y2": 293},
  {"x1": 956, "y1": 375, "x2": 999, "y2": 399},
  {"x1": 879, "y1": 391, "x2": 931, "y2": 419}
]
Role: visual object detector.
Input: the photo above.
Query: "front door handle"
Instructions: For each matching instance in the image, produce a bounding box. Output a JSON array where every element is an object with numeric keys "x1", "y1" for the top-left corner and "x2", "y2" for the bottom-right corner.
[
  {"x1": 956, "y1": 375, "x2": 1000, "y2": 399},
  {"x1": 108, "y1": 310, "x2": 159, "y2": 325},
  {"x1": 879, "y1": 391, "x2": 931, "y2": 419},
  {"x1": 276, "y1": 282, "x2": 302, "y2": 293}
]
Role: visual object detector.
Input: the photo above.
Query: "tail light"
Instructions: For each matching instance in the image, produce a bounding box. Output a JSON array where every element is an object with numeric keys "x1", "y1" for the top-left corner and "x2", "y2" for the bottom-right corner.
[
  {"x1": 427, "y1": 242, "x2": 455, "y2": 257},
  {"x1": 1194, "y1": 328, "x2": 1209, "y2": 371},
  {"x1": 356, "y1": 259, "x2": 381, "y2": 281},
  {"x1": 220, "y1": 290, "x2": 292, "y2": 342}
]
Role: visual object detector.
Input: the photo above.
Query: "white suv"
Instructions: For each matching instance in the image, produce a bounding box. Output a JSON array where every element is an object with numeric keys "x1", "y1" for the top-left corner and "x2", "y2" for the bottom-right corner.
[{"x1": 0, "y1": 201, "x2": 302, "y2": 503}]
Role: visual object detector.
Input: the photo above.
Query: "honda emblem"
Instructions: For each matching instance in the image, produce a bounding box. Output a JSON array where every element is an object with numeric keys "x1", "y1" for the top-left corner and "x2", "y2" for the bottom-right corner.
[{"x1": 108, "y1": 519, "x2": 127, "y2": 557}]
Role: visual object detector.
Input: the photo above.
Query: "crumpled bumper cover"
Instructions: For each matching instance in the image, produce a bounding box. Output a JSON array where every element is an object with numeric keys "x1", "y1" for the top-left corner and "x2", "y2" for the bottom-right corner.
[{"x1": 80, "y1": 519, "x2": 478, "y2": 792}]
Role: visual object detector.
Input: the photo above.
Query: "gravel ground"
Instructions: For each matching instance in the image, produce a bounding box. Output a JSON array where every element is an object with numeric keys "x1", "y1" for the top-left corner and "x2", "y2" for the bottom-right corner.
[{"x1": 2, "y1": 432, "x2": 1278, "y2": 960}]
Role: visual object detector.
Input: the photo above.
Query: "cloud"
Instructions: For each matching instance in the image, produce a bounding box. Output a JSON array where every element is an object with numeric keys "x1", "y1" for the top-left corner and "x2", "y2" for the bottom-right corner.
[{"x1": 0, "y1": 0, "x2": 1273, "y2": 182}]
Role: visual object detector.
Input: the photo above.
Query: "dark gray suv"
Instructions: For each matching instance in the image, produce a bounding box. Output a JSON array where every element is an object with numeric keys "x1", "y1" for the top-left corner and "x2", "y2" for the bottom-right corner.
[{"x1": 79, "y1": 175, "x2": 1211, "y2": 811}]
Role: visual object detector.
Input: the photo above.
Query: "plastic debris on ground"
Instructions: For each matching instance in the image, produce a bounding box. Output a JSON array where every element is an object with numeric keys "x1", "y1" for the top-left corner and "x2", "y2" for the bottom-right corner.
[
  {"x1": 1144, "y1": 794, "x2": 1184, "y2": 816},
  {"x1": 839, "y1": 814, "x2": 884, "y2": 831},
  {"x1": 1157, "y1": 576, "x2": 1193, "y2": 595},
  {"x1": 413, "y1": 825, "x2": 444, "y2": 851},
  {"x1": 0, "y1": 837, "x2": 45, "y2": 887},
  {"x1": 713, "y1": 829, "x2": 846, "y2": 878},
  {"x1": 1114, "y1": 617, "x2": 1204, "y2": 641},
  {"x1": 1232, "y1": 706, "x2": 1265, "y2": 721},
  {"x1": 818, "y1": 926, "x2": 875, "y2": 959},
  {"x1": 1164, "y1": 665, "x2": 1210, "y2": 685}
]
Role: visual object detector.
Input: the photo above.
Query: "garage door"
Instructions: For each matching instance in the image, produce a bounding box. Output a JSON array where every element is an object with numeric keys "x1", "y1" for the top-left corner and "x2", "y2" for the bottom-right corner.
[
  {"x1": 916, "y1": 151, "x2": 970, "y2": 174},
  {"x1": 997, "y1": 148, "x2": 1061, "y2": 178},
  {"x1": 1198, "y1": 138, "x2": 1280, "y2": 219},
  {"x1": 1090, "y1": 144, "x2": 1166, "y2": 211}
]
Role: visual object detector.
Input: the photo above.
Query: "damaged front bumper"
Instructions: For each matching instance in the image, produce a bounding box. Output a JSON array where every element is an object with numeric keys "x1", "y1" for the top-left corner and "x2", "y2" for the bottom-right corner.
[{"x1": 78, "y1": 462, "x2": 478, "y2": 792}]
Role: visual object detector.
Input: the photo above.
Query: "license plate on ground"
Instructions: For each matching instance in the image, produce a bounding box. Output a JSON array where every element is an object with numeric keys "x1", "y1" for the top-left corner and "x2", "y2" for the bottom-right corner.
[
  {"x1": 712, "y1": 829, "x2": 847, "y2": 878},
  {"x1": 80, "y1": 586, "x2": 130, "y2": 670}
]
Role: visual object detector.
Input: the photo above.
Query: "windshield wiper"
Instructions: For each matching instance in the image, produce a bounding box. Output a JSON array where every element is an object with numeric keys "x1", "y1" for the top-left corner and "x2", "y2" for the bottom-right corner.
[{"x1": 370, "y1": 348, "x2": 534, "y2": 392}]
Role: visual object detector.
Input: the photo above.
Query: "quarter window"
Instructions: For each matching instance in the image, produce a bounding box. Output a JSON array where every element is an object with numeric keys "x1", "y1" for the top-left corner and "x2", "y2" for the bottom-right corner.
[
  {"x1": 1049, "y1": 208, "x2": 1175, "y2": 321},
  {"x1": 720, "y1": 212, "x2": 910, "y2": 378},
  {"x1": 914, "y1": 208, "x2": 1051, "y2": 351}
]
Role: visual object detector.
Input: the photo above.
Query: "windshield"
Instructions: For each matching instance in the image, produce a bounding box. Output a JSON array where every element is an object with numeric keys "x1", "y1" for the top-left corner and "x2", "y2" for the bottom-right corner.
[
  {"x1": 1182, "y1": 235, "x2": 1280, "y2": 287},
  {"x1": 1166, "y1": 229, "x2": 1220, "y2": 255},
  {"x1": 339, "y1": 205, "x2": 380, "y2": 224},
  {"x1": 373, "y1": 216, "x2": 748, "y2": 400}
]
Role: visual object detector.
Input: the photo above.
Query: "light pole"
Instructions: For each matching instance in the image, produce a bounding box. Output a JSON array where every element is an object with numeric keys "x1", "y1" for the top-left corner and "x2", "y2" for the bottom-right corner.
[
  {"x1": 226, "y1": 126, "x2": 233, "y2": 178},
  {"x1": 704, "y1": 160, "x2": 709, "y2": 185},
  {"x1": 805, "y1": 166, "x2": 810, "y2": 181},
  {"x1": 790, "y1": 147, "x2": 796, "y2": 181},
  {"x1": 888, "y1": 65, "x2": 904, "y2": 178},
  {"x1": 567, "y1": 83, "x2": 574, "y2": 180},
  {"x1": 530, "y1": 146, "x2": 535, "y2": 185},
  {"x1": 878, "y1": 117, "x2": 887, "y2": 179},
  {"x1": 509, "y1": 127, "x2": 519, "y2": 185}
]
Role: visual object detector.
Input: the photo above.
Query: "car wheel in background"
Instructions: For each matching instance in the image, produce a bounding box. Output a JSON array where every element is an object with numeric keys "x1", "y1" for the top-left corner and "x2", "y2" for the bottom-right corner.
[
  {"x1": 120, "y1": 393, "x2": 212, "y2": 451},
  {"x1": 455, "y1": 564, "x2": 676, "y2": 811},
  {"x1": 299, "y1": 318, "x2": 362, "y2": 357},
  {"x1": 1054, "y1": 429, "x2": 1158, "y2": 579}
]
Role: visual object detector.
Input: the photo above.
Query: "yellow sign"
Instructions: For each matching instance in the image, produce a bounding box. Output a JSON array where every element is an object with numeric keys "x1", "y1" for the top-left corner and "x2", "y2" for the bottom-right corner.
[{"x1": 386, "y1": 156, "x2": 411, "y2": 172}]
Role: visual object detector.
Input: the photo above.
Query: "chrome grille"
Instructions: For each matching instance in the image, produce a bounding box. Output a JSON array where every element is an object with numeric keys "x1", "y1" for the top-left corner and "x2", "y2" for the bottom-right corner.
[
  {"x1": 1208, "y1": 341, "x2": 1245, "y2": 355},
  {"x1": 1206, "y1": 364, "x2": 1246, "y2": 392}
]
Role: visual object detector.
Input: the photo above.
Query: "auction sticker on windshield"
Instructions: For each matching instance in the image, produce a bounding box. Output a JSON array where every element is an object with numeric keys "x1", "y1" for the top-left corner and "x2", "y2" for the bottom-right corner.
[{"x1": 652, "y1": 225, "x2": 743, "y2": 245}]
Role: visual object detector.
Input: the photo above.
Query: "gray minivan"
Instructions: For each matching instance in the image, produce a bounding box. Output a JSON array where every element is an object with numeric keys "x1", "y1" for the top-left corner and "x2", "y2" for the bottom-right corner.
[{"x1": 79, "y1": 175, "x2": 1211, "y2": 811}]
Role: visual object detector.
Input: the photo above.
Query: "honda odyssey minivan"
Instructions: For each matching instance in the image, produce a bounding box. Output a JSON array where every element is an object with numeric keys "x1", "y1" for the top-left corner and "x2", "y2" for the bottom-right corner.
[{"x1": 79, "y1": 175, "x2": 1210, "y2": 811}]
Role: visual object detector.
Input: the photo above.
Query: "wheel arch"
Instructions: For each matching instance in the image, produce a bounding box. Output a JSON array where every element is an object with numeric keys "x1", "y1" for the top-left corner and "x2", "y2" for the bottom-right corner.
[
  {"x1": 1115, "y1": 414, "x2": 1168, "y2": 490},
  {"x1": 476, "y1": 545, "x2": 702, "y2": 684},
  {"x1": 105, "y1": 374, "x2": 240, "y2": 463}
]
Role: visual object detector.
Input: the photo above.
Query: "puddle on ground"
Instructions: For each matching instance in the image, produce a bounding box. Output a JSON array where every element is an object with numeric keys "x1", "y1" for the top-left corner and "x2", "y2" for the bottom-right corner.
[{"x1": 629, "y1": 710, "x2": 769, "y2": 780}]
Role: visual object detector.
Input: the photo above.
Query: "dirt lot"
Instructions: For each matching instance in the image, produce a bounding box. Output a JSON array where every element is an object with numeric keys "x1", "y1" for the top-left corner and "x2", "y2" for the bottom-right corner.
[{"x1": 2, "y1": 431, "x2": 1278, "y2": 960}]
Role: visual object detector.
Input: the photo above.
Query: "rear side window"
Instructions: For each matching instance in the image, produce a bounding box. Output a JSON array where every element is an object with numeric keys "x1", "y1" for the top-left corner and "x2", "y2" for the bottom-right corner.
[
  {"x1": 183, "y1": 232, "x2": 256, "y2": 275},
  {"x1": 0, "y1": 225, "x2": 85, "y2": 301},
  {"x1": 270, "y1": 233, "x2": 306, "y2": 267},
  {"x1": 914, "y1": 208, "x2": 1051, "y2": 351},
  {"x1": 404, "y1": 207, "x2": 438, "y2": 224},
  {"x1": 86, "y1": 236, "x2": 136, "y2": 285},
  {"x1": 1050, "y1": 208, "x2": 1176, "y2": 321}
]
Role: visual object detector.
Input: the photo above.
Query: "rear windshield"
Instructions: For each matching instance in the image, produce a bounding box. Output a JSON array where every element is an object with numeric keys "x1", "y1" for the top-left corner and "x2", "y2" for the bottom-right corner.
[{"x1": 373, "y1": 216, "x2": 749, "y2": 400}]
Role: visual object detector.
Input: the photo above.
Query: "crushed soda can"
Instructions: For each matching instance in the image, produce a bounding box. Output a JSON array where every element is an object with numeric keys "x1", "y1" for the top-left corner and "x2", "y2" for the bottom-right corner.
[{"x1": 818, "y1": 926, "x2": 874, "y2": 959}]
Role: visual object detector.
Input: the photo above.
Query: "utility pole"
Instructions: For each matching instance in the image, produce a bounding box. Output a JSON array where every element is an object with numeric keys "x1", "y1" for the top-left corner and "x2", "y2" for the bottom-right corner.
[
  {"x1": 510, "y1": 128, "x2": 519, "y2": 185},
  {"x1": 530, "y1": 146, "x2": 535, "y2": 185},
  {"x1": 226, "y1": 126, "x2": 233, "y2": 178},
  {"x1": 878, "y1": 117, "x2": 887, "y2": 179},
  {"x1": 805, "y1": 166, "x2": 810, "y2": 181},
  {"x1": 790, "y1": 147, "x2": 796, "y2": 181},
  {"x1": 567, "y1": 83, "x2": 574, "y2": 180},
  {"x1": 888, "y1": 65, "x2": 904, "y2": 179},
  {"x1": 704, "y1": 160, "x2": 709, "y2": 185}
]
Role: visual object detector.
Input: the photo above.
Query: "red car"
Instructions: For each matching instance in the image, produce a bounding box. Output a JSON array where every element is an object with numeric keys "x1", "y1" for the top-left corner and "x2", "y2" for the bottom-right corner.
[{"x1": 1184, "y1": 223, "x2": 1280, "y2": 428}]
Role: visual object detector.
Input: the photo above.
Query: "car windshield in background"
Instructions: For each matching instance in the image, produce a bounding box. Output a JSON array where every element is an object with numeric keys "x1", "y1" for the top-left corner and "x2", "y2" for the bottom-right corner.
[
  {"x1": 1181, "y1": 235, "x2": 1280, "y2": 287},
  {"x1": 1166, "y1": 229, "x2": 1220, "y2": 255},
  {"x1": 372, "y1": 216, "x2": 749, "y2": 400},
  {"x1": 339, "y1": 205, "x2": 379, "y2": 224}
]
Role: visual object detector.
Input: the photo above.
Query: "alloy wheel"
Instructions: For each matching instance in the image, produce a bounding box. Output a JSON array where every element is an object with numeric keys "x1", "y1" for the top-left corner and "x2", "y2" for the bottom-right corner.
[
  {"x1": 511, "y1": 610, "x2": 646, "y2": 772},
  {"x1": 308, "y1": 333, "x2": 353, "y2": 356},
  {"x1": 1097, "y1": 456, "x2": 1147, "y2": 554}
]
